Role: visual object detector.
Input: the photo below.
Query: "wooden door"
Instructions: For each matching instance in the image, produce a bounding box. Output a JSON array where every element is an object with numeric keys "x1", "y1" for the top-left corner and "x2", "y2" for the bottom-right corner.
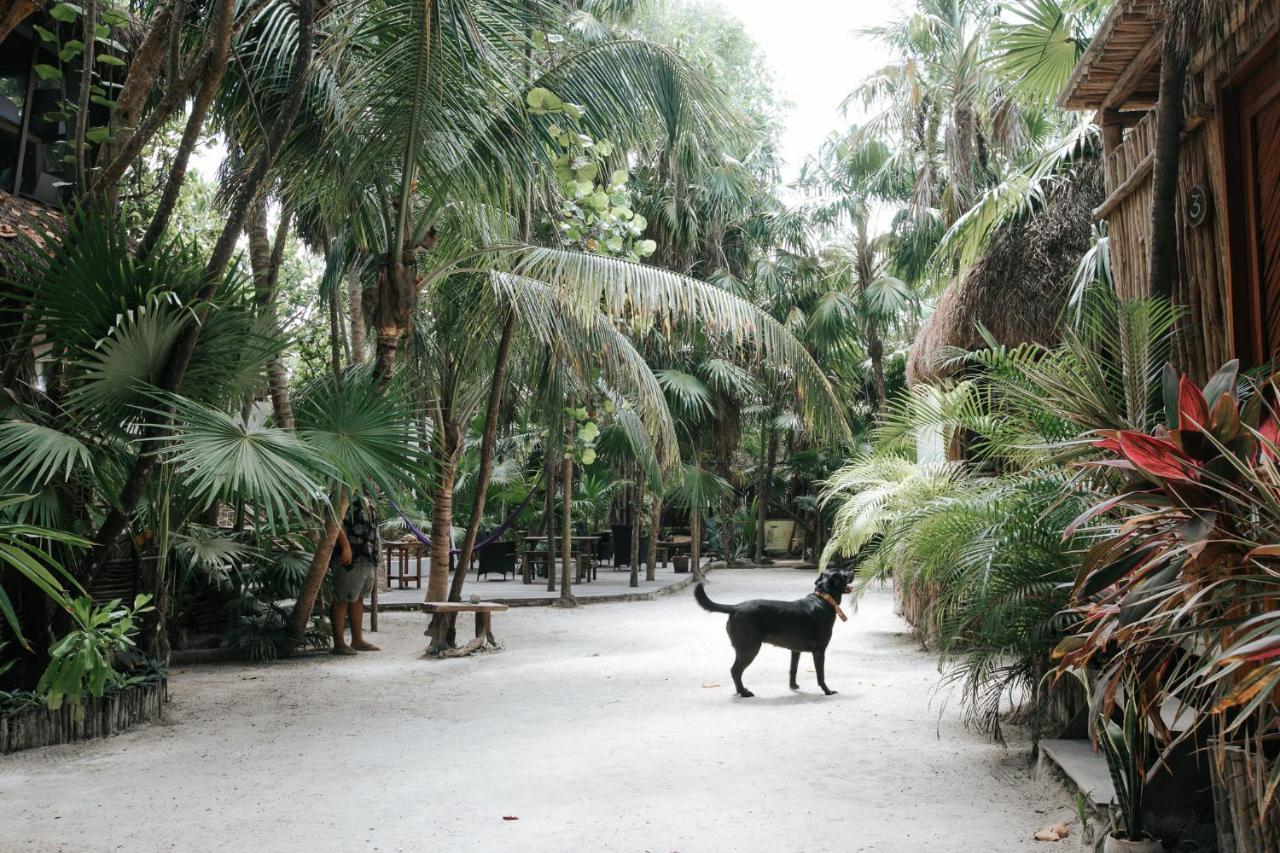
[{"x1": 1227, "y1": 41, "x2": 1280, "y2": 366}]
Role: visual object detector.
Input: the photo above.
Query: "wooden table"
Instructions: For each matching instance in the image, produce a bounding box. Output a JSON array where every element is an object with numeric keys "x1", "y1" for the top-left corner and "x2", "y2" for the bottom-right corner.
[
  {"x1": 421, "y1": 600, "x2": 509, "y2": 657},
  {"x1": 523, "y1": 535, "x2": 601, "y2": 583},
  {"x1": 384, "y1": 540, "x2": 424, "y2": 589}
]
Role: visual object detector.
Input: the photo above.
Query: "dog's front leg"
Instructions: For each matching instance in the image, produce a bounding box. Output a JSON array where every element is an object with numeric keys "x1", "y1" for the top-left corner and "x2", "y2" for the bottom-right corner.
[
  {"x1": 789, "y1": 651, "x2": 800, "y2": 690},
  {"x1": 813, "y1": 649, "x2": 837, "y2": 696}
]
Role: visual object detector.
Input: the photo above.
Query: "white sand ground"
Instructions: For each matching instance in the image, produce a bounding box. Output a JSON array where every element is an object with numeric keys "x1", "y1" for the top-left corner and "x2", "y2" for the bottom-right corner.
[{"x1": 0, "y1": 568, "x2": 1075, "y2": 853}]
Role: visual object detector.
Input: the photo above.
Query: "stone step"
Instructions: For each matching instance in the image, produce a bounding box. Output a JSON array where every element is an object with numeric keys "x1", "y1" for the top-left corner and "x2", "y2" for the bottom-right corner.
[{"x1": 1037, "y1": 738, "x2": 1117, "y2": 811}]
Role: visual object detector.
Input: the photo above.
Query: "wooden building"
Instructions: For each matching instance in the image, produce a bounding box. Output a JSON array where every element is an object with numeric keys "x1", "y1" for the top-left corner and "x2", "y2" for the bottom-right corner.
[{"x1": 1060, "y1": 0, "x2": 1280, "y2": 379}]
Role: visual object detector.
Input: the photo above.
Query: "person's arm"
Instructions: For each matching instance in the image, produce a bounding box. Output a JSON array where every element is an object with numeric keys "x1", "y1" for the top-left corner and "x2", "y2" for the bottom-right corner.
[{"x1": 336, "y1": 528, "x2": 353, "y2": 565}]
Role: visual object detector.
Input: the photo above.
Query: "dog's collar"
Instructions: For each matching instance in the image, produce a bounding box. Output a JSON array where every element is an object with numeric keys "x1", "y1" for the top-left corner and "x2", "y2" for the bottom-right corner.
[{"x1": 813, "y1": 591, "x2": 848, "y2": 622}]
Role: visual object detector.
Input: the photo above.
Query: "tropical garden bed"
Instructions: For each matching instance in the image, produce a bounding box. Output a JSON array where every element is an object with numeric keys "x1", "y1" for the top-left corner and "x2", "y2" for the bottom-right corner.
[{"x1": 2, "y1": 663, "x2": 166, "y2": 754}]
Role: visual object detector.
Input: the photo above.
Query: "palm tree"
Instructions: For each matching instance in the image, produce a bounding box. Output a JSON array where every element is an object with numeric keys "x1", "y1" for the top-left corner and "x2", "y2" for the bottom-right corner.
[{"x1": 0, "y1": 210, "x2": 422, "y2": 661}]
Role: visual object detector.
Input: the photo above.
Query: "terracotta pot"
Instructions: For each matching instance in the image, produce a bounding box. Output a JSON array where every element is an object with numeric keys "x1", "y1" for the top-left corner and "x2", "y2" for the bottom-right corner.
[{"x1": 1101, "y1": 833, "x2": 1163, "y2": 853}]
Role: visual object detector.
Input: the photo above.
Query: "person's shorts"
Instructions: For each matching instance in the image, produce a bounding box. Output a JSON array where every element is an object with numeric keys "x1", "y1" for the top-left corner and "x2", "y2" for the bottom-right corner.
[{"x1": 331, "y1": 559, "x2": 375, "y2": 602}]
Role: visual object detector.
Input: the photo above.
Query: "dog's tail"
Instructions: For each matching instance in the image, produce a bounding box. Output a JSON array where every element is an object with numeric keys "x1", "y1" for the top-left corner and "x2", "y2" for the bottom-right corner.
[{"x1": 694, "y1": 582, "x2": 736, "y2": 614}]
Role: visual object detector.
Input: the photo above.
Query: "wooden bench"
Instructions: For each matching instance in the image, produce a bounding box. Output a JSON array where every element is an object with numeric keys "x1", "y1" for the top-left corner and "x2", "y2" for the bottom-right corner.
[{"x1": 421, "y1": 601, "x2": 509, "y2": 657}]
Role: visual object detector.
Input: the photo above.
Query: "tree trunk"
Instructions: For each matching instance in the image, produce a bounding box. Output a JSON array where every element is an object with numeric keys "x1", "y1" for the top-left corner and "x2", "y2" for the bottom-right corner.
[
  {"x1": 645, "y1": 494, "x2": 659, "y2": 582},
  {"x1": 868, "y1": 320, "x2": 886, "y2": 414},
  {"x1": 246, "y1": 199, "x2": 294, "y2": 428},
  {"x1": 136, "y1": 13, "x2": 234, "y2": 258},
  {"x1": 94, "y1": 1, "x2": 171, "y2": 199},
  {"x1": 347, "y1": 270, "x2": 367, "y2": 364},
  {"x1": 754, "y1": 421, "x2": 776, "y2": 564},
  {"x1": 559, "y1": 452, "x2": 575, "y2": 605},
  {"x1": 371, "y1": 259, "x2": 414, "y2": 385},
  {"x1": 72, "y1": 0, "x2": 97, "y2": 196},
  {"x1": 91, "y1": 0, "x2": 236, "y2": 200},
  {"x1": 544, "y1": 451, "x2": 557, "y2": 593},
  {"x1": 328, "y1": 281, "x2": 344, "y2": 378},
  {"x1": 1147, "y1": 29, "x2": 1188, "y2": 301},
  {"x1": 423, "y1": 426, "x2": 460, "y2": 653},
  {"x1": 290, "y1": 488, "x2": 349, "y2": 638},
  {"x1": 448, "y1": 311, "x2": 515, "y2": 603},
  {"x1": 627, "y1": 473, "x2": 641, "y2": 588},
  {"x1": 629, "y1": 477, "x2": 643, "y2": 584},
  {"x1": 691, "y1": 506, "x2": 703, "y2": 581}
]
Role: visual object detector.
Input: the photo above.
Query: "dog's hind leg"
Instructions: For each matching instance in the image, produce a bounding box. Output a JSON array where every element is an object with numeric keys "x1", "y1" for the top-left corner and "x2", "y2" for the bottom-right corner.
[
  {"x1": 789, "y1": 651, "x2": 800, "y2": 690},
  {"x1": 813, "y1": 649, "x2": 837, "y2": 696},
  {"x1": 729, "y1": 639, "x2": 762, "y2": 698}
]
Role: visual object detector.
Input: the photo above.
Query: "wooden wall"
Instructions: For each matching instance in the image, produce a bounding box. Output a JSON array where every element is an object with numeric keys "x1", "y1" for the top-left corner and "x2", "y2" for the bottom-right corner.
[{"x1": 1098, "y1": 0, "x2": 1279, "y2": 381}]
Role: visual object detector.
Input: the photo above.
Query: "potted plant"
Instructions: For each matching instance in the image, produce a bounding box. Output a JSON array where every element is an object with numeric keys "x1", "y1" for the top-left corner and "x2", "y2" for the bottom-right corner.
[
  {"x1": 1097, "y1": 690, "x2": 1163, "y2": 853},
  {"x1": 1052, "y1": 361, "x2": 1280, "y2": 850}
]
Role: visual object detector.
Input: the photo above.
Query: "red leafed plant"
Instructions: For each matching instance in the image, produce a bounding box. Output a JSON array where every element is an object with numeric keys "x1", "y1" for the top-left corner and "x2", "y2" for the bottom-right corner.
[{"x1": 1054, "y1": 359, "x2": 1280, "y2": 810}]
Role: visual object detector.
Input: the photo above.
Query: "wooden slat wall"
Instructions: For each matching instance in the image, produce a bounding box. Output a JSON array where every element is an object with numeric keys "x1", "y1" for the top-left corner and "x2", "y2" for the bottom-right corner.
[
  {"x1": 1104, "y1": 112, "x2": 1154, "y2": 305},
  {"x1": 1098, "y1": 0, "x2": 1279, "y2": 381},
  {"x1": 1174, "y1": 128, "x2": 1232, "y2": 380}
]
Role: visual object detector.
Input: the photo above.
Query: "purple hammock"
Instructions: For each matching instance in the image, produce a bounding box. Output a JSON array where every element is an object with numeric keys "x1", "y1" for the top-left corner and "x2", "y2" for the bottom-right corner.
[{"x1": 386, "y1": 483, "x2": 539, "y2": 555}]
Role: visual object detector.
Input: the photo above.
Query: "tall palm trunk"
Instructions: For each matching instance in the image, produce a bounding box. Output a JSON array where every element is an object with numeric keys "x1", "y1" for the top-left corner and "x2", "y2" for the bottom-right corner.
[
  {"x1": 1147, "y1": 27, "x2": 1188, "y2": 301},
  {"x1": 328, "y1": 282, "x2": 345, "y2": 377},
  {"x1": 754, "y1": 421, "x2": 777, "y2": 564},
  {"x1": 646, "y1": 495, "x2": 659, "y2": 583},
  {"x1": 629, "y1": 476, "x2": 643, "y2": 584},
  {"x1": 690, "y1": 506, "x2": 703, "y2": 581},
  {"x1": 544, "y1": 451, "x2": 558, "y2": 592},
  {"x1": 290, "y1": 488, "x2": 349, "y2": 637},
  {"x1": 423, "y1": 420, "x2": 460, "y2": 653},
  {"x1": 136, "y1": 33, "x2": 231, "y2": 257},
  {"x1": 856, "y1": 233, "x2": 886, "y2": 414},
  {"x1": 867, "y1": 321, "x2": 886, "y2": 414},
  {"x1": 449, "y1": 311, "x2": 515, "y2": 603},
  {"x1": 247, "y1": 199, "x2": 294, "y2": 428},
  {"x1": 372, "y1": 236, "x2": 432, "y2": 383},
  {"x1": 347, "y1": 270, "x2": 367, "y2": 364},
  {"x1": 628, "y1": 473, "x2": 642, "y2": 588},
  {"x1": 714, "y1": 415, "x2": 739, "y2": 567},
  {"x1": 560, "y1": 451, "x2": 575, "y2": 605}
]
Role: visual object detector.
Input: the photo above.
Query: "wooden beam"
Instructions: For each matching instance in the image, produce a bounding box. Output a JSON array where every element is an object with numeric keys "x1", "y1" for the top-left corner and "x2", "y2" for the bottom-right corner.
[
  {"x1": 1094, "y1": 150, "x2": 1155, "y2": 221},
  {"x1": 1102, "y1": 26, "x2": 1165, "y2": 111}
]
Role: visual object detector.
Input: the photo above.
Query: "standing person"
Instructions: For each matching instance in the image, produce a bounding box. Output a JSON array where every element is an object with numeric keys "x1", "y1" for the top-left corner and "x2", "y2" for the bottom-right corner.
[{"x1": 330, "y1": 491, "x2": 381, "y2": 655}]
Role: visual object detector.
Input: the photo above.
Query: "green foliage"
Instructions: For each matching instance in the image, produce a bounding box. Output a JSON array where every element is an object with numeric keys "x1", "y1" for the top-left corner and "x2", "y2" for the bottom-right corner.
[
  {"x1": 539, "y1": 93, "x2": 654, "y2": 261},
  {"x1": 0, "y1": 496, "x2": 88, "y2": 647},
  {"x1": 1098, "y1": 687, "x2": 1152, "y2": 842},
  {"x1": 822, "y1": 296, "x2": 1171, "y2": 738},
  {"x1": 37, "y1": 594, "x2": 153, "y2": 715}
]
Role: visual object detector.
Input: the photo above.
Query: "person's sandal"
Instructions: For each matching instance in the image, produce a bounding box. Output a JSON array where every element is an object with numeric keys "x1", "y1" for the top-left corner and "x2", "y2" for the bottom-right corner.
[
  {"x1": 331, "y1": 645, "x2": 357, "y2": 656},
  {"x1": 352, "y1": 642, "x2": 380, "y2": 652}
]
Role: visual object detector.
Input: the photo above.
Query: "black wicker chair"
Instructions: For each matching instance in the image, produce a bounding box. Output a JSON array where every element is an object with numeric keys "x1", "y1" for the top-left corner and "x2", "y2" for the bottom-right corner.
[{"x1": 476, "y1": 541, "x2": 517, "y2": 580}]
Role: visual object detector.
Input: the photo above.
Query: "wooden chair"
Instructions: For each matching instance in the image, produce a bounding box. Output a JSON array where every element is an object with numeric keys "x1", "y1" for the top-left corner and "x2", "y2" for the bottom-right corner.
[{"x1": 385, "y1": 541, "x2": 423, "y2": 589}]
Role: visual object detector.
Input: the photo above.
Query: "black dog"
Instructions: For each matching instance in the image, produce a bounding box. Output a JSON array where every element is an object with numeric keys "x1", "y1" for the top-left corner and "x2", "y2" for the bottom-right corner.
[{"x1": 695, "y1": 569, "x2": 856, "y2": 698}]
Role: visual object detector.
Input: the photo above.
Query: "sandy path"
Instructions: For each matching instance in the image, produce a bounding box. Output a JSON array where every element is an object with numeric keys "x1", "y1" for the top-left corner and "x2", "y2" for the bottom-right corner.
[{"x1": 0, "y1": 568, "x2": 1072, "y2": 852}]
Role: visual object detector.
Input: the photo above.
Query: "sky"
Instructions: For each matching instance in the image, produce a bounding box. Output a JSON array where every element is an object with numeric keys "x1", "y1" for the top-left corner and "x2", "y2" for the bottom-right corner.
[{"x1": 716, "y1": 0, "x2": 901, "y2": 182}]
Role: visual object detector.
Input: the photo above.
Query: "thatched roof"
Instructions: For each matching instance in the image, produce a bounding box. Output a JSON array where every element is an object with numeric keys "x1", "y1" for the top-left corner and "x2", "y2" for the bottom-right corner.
[
  {"x1": 0, "y1": 189, "x2": 63, "y2": 279},
  {"x1": 1059, "y1": 0, "x2": 1163, "y2": 112},
  {"x1": 907, "y1": 160, "x2": 1104, "y2": 386}
]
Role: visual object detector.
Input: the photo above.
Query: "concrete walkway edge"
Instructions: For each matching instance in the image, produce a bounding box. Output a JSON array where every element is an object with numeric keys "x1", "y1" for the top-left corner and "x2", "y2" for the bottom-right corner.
[{"x1": 377, "y1": 570, "x2": 705, "y2": 610}]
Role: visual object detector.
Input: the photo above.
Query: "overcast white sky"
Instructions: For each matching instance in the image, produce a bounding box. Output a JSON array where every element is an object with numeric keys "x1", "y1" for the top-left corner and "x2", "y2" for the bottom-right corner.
[{"x1": 716, "y1": 0, "x2": 900, "y2": 182}]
